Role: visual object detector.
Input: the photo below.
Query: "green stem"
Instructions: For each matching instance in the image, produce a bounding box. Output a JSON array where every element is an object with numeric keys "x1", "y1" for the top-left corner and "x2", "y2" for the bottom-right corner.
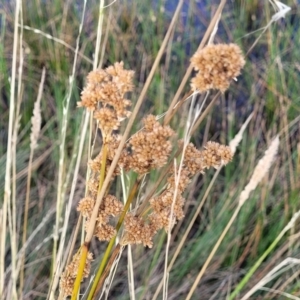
[
  {"x1": 228, "y1": 229, "x2": 287, "y2": 300},
  {"x1": 71, "y1": 143, "x2": 108, "y2": 299},
  {"x1": 71, "y1": 245, "x2": 88, "y2": 300},
  {"x1": 87, "y1": 179, "x2": 141, "y2": 300}
]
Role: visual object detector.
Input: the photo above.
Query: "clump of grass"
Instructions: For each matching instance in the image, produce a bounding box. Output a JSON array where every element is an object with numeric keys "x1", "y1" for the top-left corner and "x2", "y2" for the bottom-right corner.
[{"x1": 2, "y1": 0, "x2": 299, "y2": 299}]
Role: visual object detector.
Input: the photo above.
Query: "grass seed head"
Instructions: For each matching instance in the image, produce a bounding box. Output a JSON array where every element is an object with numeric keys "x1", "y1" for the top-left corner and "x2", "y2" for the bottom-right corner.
[{"x1": 190, "y1": 43, "x2": 245, "y2": 93}]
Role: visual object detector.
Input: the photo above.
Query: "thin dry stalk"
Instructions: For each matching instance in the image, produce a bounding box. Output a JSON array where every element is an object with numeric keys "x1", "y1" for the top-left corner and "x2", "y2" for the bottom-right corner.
[
  {"x1": 186, "y1": 136, "x2": 280, "y2": 300},
  {"x1": 11, "y1": 30, "x2": 24, "y2": 300},
  {"x1": 163, "y1": 92, "x2": 202, "y2": 300},
  {"x1": 20, "y1": 25, "x2": 93, "y2": 64},
  {"x1": 71, "y1": 1, "x2": 186, "y2": 297},
  {"x1": 94, "y1": 0, "x2": 105, "y2": 69},
  {"x1": 127, "y1": 245, "x2": 135, "y2": 300},
  {"x1": 49, "y1": 1, "x2": 89, "y2": 298},
  {"x1": 1, "y1": 0, "x2": 21, "y2": 298},
  {"x1": 241, "y1": 258, "x2": 300, "y2": 300},
  {"x1": 20, "y1": 67, "x2": 45, "y2": 297}
]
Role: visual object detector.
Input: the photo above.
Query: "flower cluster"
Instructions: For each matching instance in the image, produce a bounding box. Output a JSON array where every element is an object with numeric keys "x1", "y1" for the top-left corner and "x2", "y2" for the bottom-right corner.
[
  {"x1": 122, "y1": 140, "x2": 233, "y2": 247},
  {"x1": 126, "y1": 115, "x2": 175, "y2": 174},
  {"x1": 59, "y1": 252, "x2": 93, "y2": 297},
  {"x1": 88, "y1": 114, "x2": 175, "y2": 178},
  {"x1": 190, "y1": 43, "x2": 245, "y2": 93},
  {"x1": 121, "y1": 214, "x2": 158, "y2": 248},
  {"x1": 77, "y1": 194, "x2": 124, "y2": 241},
  {"x1": 78, "y1": 62, "x2": 134, "y2": 136}
]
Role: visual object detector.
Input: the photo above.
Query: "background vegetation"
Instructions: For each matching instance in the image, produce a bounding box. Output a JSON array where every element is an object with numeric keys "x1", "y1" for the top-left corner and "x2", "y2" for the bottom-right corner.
[{"x1": 1, "y1": 0, "x2": 300, "y2": 299}]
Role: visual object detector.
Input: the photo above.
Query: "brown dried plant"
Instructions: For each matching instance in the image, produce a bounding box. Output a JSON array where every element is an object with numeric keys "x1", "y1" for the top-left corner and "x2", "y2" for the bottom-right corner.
[{"x1": 59, "y1": 40, "x2": 245, "y2": 298}]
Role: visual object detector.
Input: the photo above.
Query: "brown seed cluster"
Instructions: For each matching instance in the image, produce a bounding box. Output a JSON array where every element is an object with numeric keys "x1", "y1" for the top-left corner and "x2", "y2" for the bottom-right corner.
[
  {"x1": 122, "y1": 140, "x2": 233, "y2": 246},
  {"x1": 190, "y1": 43, "x2": 245, "y2": 93},
  {"x1": 121, "y1": 214, "x2": 158, "y2": 248},
  {"x1": 77, "y1": 194, "x2": 124, "y2": 241},
  {"x1": 126, "y1": 115, "x2": 175, "y2": 174},
  {"x1": 89, "y1": 135, "x2": 130, "y2": 178},
  {"x1": 77, "y1": 62, "x2": 134, "y2": 136},
  {"x1": 202, "y1": 141, "x2": 233, "y2": 168},
  {"x1": 59, "y1": 251, "x2": 93, "y2": 297},
  {"x1": 77, "y1": 113, "x2": 175, "y2": 246},
  {"x1": 150, "y1": 190, "x2": 185, "y2": 230}
]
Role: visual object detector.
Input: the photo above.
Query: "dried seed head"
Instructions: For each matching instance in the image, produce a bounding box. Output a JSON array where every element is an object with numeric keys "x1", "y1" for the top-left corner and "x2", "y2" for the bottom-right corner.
[
  {"x1": 59, "y1": 252, "x2": 93, "y2": 297},
  {"x1": 106, "y1": 61, "x2": 135, "y2": 94},
  {"x1": 202, "y1": 141, "x2": 233, "y2": 168},
  {"x1": 94, "y1": 107, "x2": 120, "y2": 134},
  {"x1": 190, "y1": 43, "x2": 245, "y2": 92},
  {"x1": 182, "y1": 141, "x2": 205, "y2": 175},
  {"x1": 101, "y1": 194, "x2": 124, "y2": 217},
  {"x1": 94, "y1": 222, "x2": 116, "y2": 241},
  {"x1": 150, "y1": 190, "x2": 185, "y2": 231},
  {"x1": 78, "y1": 62, "x2": 134, "y2": 135},
  {"x1": 59, "y1": 272, "x2": 75, "y2": 298},
  {"x1": 122, "y1": 214, "x2": 157, "y2": 248},
  {"x1": 87, "y1": 175, "x2": 100, "y2": 198},
  {"x1": 127, "y1": 115, "x2": 175, "y2": 174},
  {"x1": 77, "y1": 197, "x2": 95, "y2": 218},
  {"x1": 167, "y1": 168, "x2": 191, "y2": 192}
]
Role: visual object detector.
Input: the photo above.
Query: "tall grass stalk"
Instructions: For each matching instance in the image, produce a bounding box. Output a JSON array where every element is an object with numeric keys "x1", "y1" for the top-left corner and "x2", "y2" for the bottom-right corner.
[
  {"x1": 11, "y1": 18, "x2": 24, "y2": 300},
  {"x1": 1, "y1": 0, "x2": 21, "y2": 298},
  {"x1": 50, "y1": 1, "x2": 90, "y2": 298},
  {"x1": 163, "y1": 91, "x2": 205, "y2": 299}
]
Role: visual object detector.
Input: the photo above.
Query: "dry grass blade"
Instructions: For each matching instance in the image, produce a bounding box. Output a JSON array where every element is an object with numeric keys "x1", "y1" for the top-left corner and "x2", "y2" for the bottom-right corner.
[{"x1": 240, "y1": 258, "x2": 300, "y2": 300}]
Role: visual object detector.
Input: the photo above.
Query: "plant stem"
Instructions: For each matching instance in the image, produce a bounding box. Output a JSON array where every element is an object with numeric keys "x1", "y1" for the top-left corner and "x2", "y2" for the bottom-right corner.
[
  {"x1": 71, "y1": 142, "x2": 108, "y2": 299},
  {"x1": 71, "y1": 244, "x2": 89, "y2": 300},
  {"x1": 87, "y1": 179, "x2": 140, "y2": 299}
]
